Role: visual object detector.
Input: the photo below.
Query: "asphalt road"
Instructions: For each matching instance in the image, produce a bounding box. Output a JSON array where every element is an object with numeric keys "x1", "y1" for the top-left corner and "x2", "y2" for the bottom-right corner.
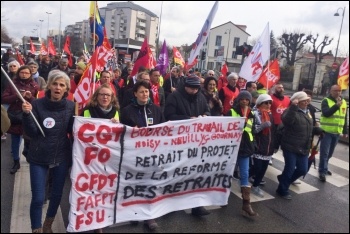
[{"x1": 1, "y1": 100, "x2": 349, "y2": 233}]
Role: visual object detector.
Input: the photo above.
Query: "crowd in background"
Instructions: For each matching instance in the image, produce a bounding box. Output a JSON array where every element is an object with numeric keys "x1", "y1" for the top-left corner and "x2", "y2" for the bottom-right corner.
[{"x1": 1, "y1": 50, "x2": 348, "y2": 232}]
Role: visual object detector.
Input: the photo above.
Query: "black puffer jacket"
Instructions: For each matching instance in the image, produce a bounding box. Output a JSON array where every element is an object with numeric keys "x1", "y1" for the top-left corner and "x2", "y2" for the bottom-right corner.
[
  {"x1": 22, "y1": 91, "x2": 75, "y2": 165},
  {"x1": 281, "y1": 104, "x2": 313, "y2": 155},
  {"x1": 164, "y1": 84, "x2": 210, "y2": 120},
  {"x1": 120, "y1": 99, "x2": 165, "y2": 127}
]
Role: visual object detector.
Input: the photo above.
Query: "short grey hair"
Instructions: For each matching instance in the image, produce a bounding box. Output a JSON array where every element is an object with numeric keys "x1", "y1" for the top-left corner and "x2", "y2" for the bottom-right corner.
[
  {"x1": 227, "y1": 72, "x2": 239, "y2": 80},
  {"x1": 7, "y1": 60, "x2": 20, "y2": 70},
  {"x1": 46, "y1": 70, "x2": 71, "y2": 93}
]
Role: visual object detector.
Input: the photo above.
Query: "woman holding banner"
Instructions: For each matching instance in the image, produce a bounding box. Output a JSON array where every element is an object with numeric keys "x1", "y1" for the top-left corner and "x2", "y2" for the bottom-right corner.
[
  {"x1": 21, "y1": 70, "x2": 75, "y2": 233},
  {"x1": 120, "y1": 80, "x2": 165, "y2": 230},
  {"x1": 80, "y1": 83, "x2": 120, "y2": 233}
]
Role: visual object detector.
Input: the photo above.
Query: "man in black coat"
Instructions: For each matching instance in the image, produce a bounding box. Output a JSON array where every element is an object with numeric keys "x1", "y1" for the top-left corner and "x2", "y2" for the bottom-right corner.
[{"x1": 164, "y1": 75, "x2": 211, "y2": 217}]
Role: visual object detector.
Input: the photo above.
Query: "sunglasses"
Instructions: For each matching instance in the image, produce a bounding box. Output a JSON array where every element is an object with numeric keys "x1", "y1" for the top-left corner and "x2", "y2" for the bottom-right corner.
[{"x1": 262, "y1": 101, "x2": 272, "y2": 105}]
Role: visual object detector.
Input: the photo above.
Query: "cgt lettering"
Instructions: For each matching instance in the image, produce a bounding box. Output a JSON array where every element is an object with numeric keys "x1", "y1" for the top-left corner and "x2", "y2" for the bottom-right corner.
[{"x1": 77, "y1": 123, "x2": 124, "y2": 145}]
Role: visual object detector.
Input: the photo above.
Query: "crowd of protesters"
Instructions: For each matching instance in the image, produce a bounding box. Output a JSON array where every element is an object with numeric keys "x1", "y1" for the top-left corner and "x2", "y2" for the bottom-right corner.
[{"x1": 1, "y1": 51, "x2": 348, "y2": 232}]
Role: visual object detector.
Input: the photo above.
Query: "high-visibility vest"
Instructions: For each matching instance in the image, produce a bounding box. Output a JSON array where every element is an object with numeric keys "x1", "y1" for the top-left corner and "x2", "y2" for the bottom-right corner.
[
  {"x1": 230, "y1": 108, "x2": 254, "y2": 141},
  {"x1": 320, "y1": 98, "x2": 347, "y2": 134},
  {"x1": 257, "y1": 88, "x2": 267, "y2": 94},
  {"x1": 83, "y1": 109, "x2": 119, "y2": 120}
]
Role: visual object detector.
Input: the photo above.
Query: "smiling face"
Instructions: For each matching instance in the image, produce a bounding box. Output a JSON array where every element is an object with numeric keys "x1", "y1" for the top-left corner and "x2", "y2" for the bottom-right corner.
[
  {"x1": 49, "y1": 77, "x2": 67, "y2": 101},
  {"x1": 97, "y1": 87, "x2": 113, "y2": 109}
]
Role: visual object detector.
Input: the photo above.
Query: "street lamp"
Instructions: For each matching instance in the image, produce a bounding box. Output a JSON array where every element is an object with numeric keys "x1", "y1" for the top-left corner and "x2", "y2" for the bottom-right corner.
[
  {"x1": 39, "y1": 19, "x2": 44, "y2": 38},
  {"x1": 224, "y1": 28, "x2": 231, "y2": 62},
  {"x1": 46, "y1": 12, "x2": 52, "y2": 55},
  {"x1": 333, "y1": 6, "x2": 345, "y2": 62}
]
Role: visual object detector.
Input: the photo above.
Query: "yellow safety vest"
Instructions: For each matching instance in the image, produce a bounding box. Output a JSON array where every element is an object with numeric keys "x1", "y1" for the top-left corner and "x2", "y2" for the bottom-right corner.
[
  {"x1": 320, "y1": 98, "x2": 347, "y2": 134},
  {"x1": 83, "y1": 109, "x2": 119, "y2": 119},
  {"x1": 257, "y1": 88, "x2": 267, "y2": 94},
  {"x1": 230, "y1": 109, "x2": 254, "y2": 141}
]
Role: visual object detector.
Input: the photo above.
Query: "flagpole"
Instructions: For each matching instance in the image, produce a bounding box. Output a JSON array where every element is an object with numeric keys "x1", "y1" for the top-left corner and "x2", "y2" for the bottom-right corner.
[
  {"x1": 156, "y1": 1, "x2": 163, "y2": 59},
  {"x1": 1, "y1": 67, "x2": 45, "y2": 137},
  {"x1": 93, "y1": 1, "x2": 96, "y2": 52}
]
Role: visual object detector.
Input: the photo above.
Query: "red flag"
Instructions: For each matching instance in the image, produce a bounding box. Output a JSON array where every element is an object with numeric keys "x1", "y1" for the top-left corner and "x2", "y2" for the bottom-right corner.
[
  {"x1": 130, "y1": 37, "x2": 152, "y2": 76},
  {"x1": 338, "y1": 57, "x2": 349, "y2": 90},
  {"x1": 185, "y1": 58, "x2": 198, "y2": 71},
  {"x1": 257, "y1": 59, "x2": 280, "y2": 89},
  {"x1": 48, "y1": 38, "x2": 56, "y2": 56},
  {"x1": 221, "y1": 62, "x2": 228, "y2": 76},
  {"x1": 63, "y1": 36, "x2": 73, "y2": 67},
  {"x1": 40, "y1": 42, "x2": 48, "y2": 55},
  {"x1": 30, "y1": 39, "x2": 36, "y2": 54},
  {"x1": 73, "y1": 63, "x2": 93, "y2": 115},
  {"x1": 16, "y1": 50, "x2": 25, "y2": 65},
  {"x1": 102, "y1": 27, "x2": 112, "y2": 50}
]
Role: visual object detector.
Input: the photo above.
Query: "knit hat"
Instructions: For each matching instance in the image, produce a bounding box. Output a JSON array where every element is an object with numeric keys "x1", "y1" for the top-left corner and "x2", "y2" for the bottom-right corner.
[
  {"x1": 256, "y1": 94, "x2": 272, "y2": 106},
  {"x1": 184, "y1": 75, "x2": 201, "y2": 88},
  {"x1": 236, "y1": 90, "x2": 252, "y2": 103},
  {"x1": 76, "y1": 61, "x2": 86, "y2": 70},
  {"x1": 290, "y1": 91, "x2": 310, "y2": 102}
]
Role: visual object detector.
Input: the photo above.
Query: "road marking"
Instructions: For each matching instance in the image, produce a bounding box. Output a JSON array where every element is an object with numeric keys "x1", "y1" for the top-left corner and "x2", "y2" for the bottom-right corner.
[
  {"x1": 11, "y1": 142, "x2": 65, "y2": 233},
  {"x1": 230, "y1": 180, "x2": 275, "y2": 202},
  {"x1": 273, "y1": 152, "x2": 348, "y2": 187}
]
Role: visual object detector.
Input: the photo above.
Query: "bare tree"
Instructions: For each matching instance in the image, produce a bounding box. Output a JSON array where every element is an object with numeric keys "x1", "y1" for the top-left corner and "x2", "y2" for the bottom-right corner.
[
  {"x1": 309, "y1": 34, "x2": 333, "y2": 63},
  {"x1": 1, "y1": 25, "x2": 13, "y2": 43},
  {"x1": 279, "y1": 32, "x2": 312, "y2": 66}
]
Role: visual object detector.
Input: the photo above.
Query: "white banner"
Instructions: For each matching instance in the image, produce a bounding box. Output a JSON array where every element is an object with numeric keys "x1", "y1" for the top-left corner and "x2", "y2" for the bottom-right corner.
[{"x1": 67, "y1": 116, "x2": 244, "y2": 232}]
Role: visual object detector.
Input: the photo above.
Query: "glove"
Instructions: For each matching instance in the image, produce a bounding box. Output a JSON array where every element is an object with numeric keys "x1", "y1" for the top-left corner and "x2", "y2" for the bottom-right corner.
[{"x1": 261, "y1": 121, "x2": 271, "y2": 129}]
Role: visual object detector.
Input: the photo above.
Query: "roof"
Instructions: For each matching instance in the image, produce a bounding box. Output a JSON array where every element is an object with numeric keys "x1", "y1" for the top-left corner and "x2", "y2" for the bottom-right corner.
[
  {"x1": 211, "y1": 21, "x2": 251, "y2": 36},
  {"x1": 103, "y1": 1, "x2": 157, "y2": 17}
]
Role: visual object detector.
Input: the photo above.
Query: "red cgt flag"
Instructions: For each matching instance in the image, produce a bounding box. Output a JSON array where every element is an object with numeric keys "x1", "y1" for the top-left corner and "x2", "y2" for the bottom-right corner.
[
  {"x1": 40, "y1": 42, "x2": 48, "y2": 55},
  {"x1": 16, "y1": 50, "x2": 25, "y2": 65},
  {"x1": 257, "y1": 59, "x2": 280, "y2": 89}
]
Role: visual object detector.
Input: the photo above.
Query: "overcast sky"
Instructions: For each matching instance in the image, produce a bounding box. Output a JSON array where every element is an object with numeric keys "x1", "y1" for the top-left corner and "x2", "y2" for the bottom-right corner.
[{"x1": 2, "y1": 1, "x2": 349, "y2": 56}]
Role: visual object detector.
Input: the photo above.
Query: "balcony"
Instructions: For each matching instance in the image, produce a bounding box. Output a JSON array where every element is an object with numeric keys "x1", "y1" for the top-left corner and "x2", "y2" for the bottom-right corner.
[
  {"x1": 136, "y1": 37, "x2": 144, "y2": 42},
  {"x1": 137, "y1": 22, "x2": 146, "y2": 27},
  {"x1": 136, "y1": 29, "x2": 145, "y2": 34},
  {"x1": 111, "y1": 27, "x2": 114, "y2": 31}
]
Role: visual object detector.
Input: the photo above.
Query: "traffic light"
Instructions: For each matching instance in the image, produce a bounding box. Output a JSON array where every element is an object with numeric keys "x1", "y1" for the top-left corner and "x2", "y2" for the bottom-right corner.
[{"x1": 201, "y1": 51, "x2": 206, "y2": 60}]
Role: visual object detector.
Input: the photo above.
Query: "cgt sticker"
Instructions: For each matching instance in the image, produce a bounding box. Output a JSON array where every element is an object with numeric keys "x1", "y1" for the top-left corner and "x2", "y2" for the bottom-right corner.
[{"x1": 43, "y1": 117, "x2": 55, "y2": 128}]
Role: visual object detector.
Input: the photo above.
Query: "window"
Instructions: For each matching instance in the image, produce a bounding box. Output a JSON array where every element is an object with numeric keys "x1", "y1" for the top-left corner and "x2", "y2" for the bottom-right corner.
[
  {"x1": 232, "y1": 51, "x2": 237, "y2": 59},
  {"x1": 214, "y1": 49, "x2": 219, "y2": 56},
  {"x1": 215, "y1": 36, "x2": 222, "y2": 46},
  {"x1": 233, "y1": 37, "x2": 240, "y2": 47}
]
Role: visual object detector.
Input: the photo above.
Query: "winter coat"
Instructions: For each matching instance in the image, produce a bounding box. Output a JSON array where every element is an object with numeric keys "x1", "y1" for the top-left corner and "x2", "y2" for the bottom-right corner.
[
  {"x1": 2, "y1": 77, "x2": 39, "y2": 135},
  {"x1": 120, "y1": 99, "x2": 165, "y2": 127},
  {"x1": 280, "y1": 104, "x2": 313, "y2": 155},
  {"x1": 22, "y1": 91, "x2": 75, "y2": 165},
  {"x1": 164, "y1": 84, "x2": 210, "y2": 121},
  {"x1": 201, "y1": 89, "x2": 223, "y2": 116}
]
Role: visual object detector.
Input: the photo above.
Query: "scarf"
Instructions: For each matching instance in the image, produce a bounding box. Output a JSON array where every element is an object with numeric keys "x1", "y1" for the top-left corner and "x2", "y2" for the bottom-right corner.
[
  {"x1": 259, "y1": 107, "x2": 271, "y2": 135},
  {"x1": 32, "y1": 72, "x2": 39, "y2": 83}
]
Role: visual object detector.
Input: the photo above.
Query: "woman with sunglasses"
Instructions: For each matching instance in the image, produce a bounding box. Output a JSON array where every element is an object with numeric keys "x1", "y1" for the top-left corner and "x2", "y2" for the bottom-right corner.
[{"x1": 250, "y1": 94, "x2": 276, "y2": 198}]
